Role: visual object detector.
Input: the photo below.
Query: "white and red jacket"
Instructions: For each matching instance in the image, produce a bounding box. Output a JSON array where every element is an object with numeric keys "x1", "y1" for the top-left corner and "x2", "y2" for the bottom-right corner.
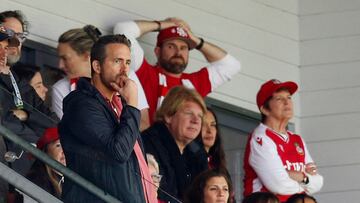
[
  {"x1": 114, "y1": 21, "x2": 241, "y2": 123},
  {"x1": 243, "y1": 123, "x2": 323, "y2": 202}
]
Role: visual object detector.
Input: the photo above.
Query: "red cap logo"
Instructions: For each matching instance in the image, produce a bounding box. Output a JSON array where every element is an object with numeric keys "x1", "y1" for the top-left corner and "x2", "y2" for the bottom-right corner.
[{"x1": 157, "y1": 26, "x2": 196, "y2": 49}]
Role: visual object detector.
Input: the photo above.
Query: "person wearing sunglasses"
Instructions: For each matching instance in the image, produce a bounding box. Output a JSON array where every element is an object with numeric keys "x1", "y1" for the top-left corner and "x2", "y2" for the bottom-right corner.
[
  {"x1": 0, "y1": 10, "x2": 58, "y2": 188},
  {"x1": 0, "y1": 22, "x2": 21, "y2": 203}
]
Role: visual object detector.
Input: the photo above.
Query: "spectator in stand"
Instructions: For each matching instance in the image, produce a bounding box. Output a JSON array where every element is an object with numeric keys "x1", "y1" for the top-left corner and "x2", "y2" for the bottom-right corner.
[
  {"x1": 59, "y1": 34, "x2": 155, "y2": 203},
  {"x1": 114, "y1": 17, "x2": 241, "y2": 124},
  {"x1": 141, "y1": 86, "x2": 208, "y2": 202},
  {"x1": 54, "y1": 25, "x2": 149, "y2": 130},
  {"x1": 198, "y1": 107, "x2": 237, "y2": 202},
  {"x1": 0, "y1": 23, "x2": 21, "y2": 203},
  {"x1": 285, "y1": 194, "x2": 317, "y2": 203},
  {"x1": 11, "y1": 63, "x2": 48, "y2": 101},
  {"x1": 243, "y1": 79, "x2": 323, "y2": 202},
  {"x1": 198, "y1": 107, "x2": 226, "y2": 170},
  {"x1": 184, "y1": 169, "x2": 233, "y2": 203},
  {"x1": 242, "y1": 192, "x2": 280, "y2": 203},
  {"x1": 146, "y1": 154, "x2": 165, "y2": 203},
  {"x1": 0, "y1": 10, "x2": 58, "y2": 178},
  {"x1": 15, "y1": 127, "x2": 66, "y2": 202}
]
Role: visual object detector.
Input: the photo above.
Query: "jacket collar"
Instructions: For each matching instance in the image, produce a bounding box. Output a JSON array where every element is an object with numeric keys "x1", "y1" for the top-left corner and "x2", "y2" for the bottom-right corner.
[{"x1": 76, "y1": 77, "x2": 123, "y2": 122}]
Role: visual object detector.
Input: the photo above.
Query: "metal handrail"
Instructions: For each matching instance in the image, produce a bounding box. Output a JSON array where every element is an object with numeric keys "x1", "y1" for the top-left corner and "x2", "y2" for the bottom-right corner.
[
  {"x1": 0, "y1": 161, "x2": 62, "y2": 202},
  {"x1": 0, "y1": 124, "x2": 122, "y2": 203}
]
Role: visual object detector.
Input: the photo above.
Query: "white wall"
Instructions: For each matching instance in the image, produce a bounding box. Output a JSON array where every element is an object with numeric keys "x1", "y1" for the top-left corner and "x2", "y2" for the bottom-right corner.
[
  {"x1": 299, "y1": 0, "x2": 360, "y2": 202},
  {"x1": 0, "y1": 0, "x2": 300, "y2": 115}
]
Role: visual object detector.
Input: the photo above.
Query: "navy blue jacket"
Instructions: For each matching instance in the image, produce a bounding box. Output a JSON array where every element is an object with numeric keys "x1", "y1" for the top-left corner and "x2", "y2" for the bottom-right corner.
[
  {"x1": 141, "y1": 122, "x2": 208, "y2": 202},
  {"x1": 59, "y1": 77, "x2": 145, "y2": 203}
]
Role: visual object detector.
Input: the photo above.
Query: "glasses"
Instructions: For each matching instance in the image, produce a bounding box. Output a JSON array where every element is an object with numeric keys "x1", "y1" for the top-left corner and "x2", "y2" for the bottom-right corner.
[
  {"x1": 0, "y1": 26, "x2": 28, "y2": 43},
  {"x1": 151, "y1": 173, "x2": 163, "y2": 183}
]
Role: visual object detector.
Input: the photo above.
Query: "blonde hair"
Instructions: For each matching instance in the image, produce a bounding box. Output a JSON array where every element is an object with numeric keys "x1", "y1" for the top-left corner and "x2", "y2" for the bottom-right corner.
[
  {"x1": 58, "y1": 25, "x2": 101, "y2": 55},
  {"x1": 155, "y1": 86, "x2": 206, "y2": 122},
  {"x1": 45, "y1": 165, "x2": 62, "y2": 196},
  {"x1": 146, "y1": 154, "x2": 159, "y2": 173}
]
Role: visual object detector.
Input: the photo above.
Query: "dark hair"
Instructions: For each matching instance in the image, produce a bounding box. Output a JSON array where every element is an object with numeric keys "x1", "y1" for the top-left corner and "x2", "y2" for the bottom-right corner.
[
  {"x1": 58, "y1": 25, "x2": 101, "y2": 55},
  {"x1": 197, "y1": 107, "x2": 227, "y2": 170},
  {"x1": 242, "y1": 192, "x2": 280, "y2": 203},
  {"x1": 260, "y1": 87, "x2": 291, "y2": 123},
  {"x1": 0, "y1": 10, "x2": 28, "y2": 33},
  {"x1": 90, "y1": 34, "x2": 131, "y2": 75},
  {"x1": 285, "y1": 193, "x2": 317, "y2": 203},
  {"x1": 11, "y1": 63, "x2": 41, "y2": 83},
  {"x1": 184, "y1": 169, "x2": 233, "y2": 203}
]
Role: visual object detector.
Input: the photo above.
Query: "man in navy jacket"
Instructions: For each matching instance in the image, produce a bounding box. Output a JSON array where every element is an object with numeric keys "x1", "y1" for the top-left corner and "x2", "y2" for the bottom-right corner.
[{"x1": 59, "y1": 34, "x2": 154, "y2": 203}]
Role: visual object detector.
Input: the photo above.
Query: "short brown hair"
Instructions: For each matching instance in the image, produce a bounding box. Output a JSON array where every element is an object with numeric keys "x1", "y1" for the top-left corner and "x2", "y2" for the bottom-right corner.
[{"x1": 155, "y1": 86, "x2": 206, "y2": 122}]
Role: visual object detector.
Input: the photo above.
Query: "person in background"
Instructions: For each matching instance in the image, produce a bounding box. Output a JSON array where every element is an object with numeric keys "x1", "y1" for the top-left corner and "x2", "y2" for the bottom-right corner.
[
  {"x1": 54, "y1": 25, "x2": 149, "y2": 130},
  {"x1": 146, "y1": 154, "x2": 166, "y2": 203},
  {"x1": 0, "y1": 23, "x2": 21, "y2": 203},
  {"x1": 184, "y1": 169, "x2": 233, "y2": 203},
  {"x1": 198, "y1": 107, "x2": 227, "y2": 170},
  {"x1": 141, "y1": 86, "x2": 208, "y2": 202},
  {"x1": 15, "y1": 127, "x2": 66, "y2": 202},
  {"x1": 11, "y1": 63, "x2": 48, "y2": 101},
  {"x1": 285, "y1": 194, "x2": 317, "y2": 203},
  {"x1": 242, "y1": 192, "x2": 280, "y2": 203},
  {"x1": 0, "y1": 10, "x2": 59, "y2": 178},
  {"x1": 198, "y1": 107, "x2": 237, "y2": 203},
  {"x1": 114, "y1": 17, "x2": 241, "y2": 124},
  {"x1": 59, "y1": 34, "x2": 155, "y2": 203},
  {"x1": 243, "y1": 79, "x2": 323, "y2": 202}
]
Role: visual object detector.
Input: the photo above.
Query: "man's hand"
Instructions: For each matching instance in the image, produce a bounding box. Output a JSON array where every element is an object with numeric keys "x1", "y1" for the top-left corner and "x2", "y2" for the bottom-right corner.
[
  {"x1": 12, "y1": 109, "x2": 28, "y2": 121},
  {"x1": 305, "y1": 162, "x2": 318, "y2": 175},
  {"x1": 166, "y1": 17, "x2": 201, "y2": 45},
  {"x1": 287, "y1": 170, "x2": 305, "y2": 182},
  {"x1": 110, "y1": 75, "x2": 138, "y2": 108}
]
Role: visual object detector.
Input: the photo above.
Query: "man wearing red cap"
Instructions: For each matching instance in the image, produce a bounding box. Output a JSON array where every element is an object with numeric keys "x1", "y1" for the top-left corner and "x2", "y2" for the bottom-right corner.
[
  {"x1": 243, "y1": 79, "x2": 323, "y2": 202},
  {"x1": 114, "y1": 18, "x2": 241, "y2": 124}
]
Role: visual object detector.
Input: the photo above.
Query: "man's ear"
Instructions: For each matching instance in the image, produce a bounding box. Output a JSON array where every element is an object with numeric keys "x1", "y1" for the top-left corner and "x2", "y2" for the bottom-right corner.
[
  {"x1": 164, "y1": 114, "x2": 172, "y2": 124},
  {"x1": 154, "y1": 47, "x2": 161, "y2": 59},
  {"x1": 92, "y1": 60, "x2": 101, "y2": 74}
]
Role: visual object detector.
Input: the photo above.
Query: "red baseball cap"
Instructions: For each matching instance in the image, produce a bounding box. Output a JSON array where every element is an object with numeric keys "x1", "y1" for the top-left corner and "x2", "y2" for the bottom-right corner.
[
  {"x1": 156, "y1": 26, "x2": 196, "y2": 49},
  {"x1": 36, "y1": 127, "x2": 59, "y2": 150},
  {"x1": 256, "y1": 79, "x2": 298, "y2": 110}
]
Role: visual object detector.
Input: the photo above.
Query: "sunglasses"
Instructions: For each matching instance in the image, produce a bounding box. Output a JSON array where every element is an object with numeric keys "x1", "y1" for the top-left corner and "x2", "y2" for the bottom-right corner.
[{"x1": 1, "y1": 26, "x2": 28, "y2": 44}]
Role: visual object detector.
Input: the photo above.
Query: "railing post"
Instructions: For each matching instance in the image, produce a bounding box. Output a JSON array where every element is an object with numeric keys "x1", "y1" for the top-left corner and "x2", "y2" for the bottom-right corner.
[{"x1": 0, "y1": 125, "x2": 122, "y2": 203}]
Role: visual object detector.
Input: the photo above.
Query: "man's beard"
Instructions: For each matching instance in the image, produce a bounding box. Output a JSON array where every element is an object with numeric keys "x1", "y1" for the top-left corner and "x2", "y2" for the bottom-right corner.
[
  {"x1": 158, "y1": 55, "x2": 187, "y2": 74},
  {"x1": 6, "y1": 49, "x2": 21, "y2": 66},
  {"x1": 100, "y1": 70, "x2": 127, "y2": 92}
]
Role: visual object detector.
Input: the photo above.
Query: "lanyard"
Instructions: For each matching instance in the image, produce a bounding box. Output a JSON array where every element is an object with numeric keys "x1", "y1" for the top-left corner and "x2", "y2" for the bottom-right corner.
[{"x1": 9, "y1": 71, "x2": 24, "y2": 109}]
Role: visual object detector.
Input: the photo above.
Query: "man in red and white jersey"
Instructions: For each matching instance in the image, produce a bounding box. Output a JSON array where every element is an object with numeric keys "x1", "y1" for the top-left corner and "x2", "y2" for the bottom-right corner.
[
  {"x1": 243, "y1": 79, "x2": 323, "y2": 202},
  {"x1": 114, "y1": 17, "x2": 241, "y2": 124}
]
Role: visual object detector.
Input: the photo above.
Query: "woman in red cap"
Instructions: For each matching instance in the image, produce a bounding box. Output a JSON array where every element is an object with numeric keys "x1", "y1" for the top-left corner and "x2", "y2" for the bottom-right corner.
[
  {"x1": 243, "y1": 79, "x2": 323, "y2": 202},
  {"x1": 16, "y1": 127, "x2": 65, "y2": 201}
]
